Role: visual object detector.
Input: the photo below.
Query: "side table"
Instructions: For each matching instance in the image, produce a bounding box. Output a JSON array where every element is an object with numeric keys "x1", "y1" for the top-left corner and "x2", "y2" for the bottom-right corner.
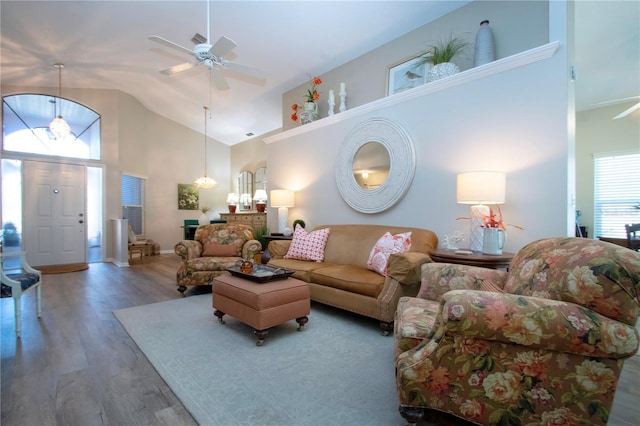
[
  {"x1": 261, "y1": 234, "x2": 293, "y2": 264},
  {"x1": 429, "y1": 249, "x2": 515, "y2": 270}
]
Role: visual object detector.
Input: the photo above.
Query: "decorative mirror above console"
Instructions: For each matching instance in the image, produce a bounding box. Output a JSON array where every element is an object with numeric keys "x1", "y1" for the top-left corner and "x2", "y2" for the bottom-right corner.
[
  {"x1": 238, "y1": 170, "x2": 254, "y2": 210},
  {"x1": 335, "y1": 118, "x2": 415, "y2": 213},
  {"x1": 255, "y1": 166, "x2": 267, "y2": 191}
]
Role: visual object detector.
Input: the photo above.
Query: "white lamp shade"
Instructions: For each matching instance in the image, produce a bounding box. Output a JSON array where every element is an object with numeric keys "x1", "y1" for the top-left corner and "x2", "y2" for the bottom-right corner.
[
  {"x1": 457, "y1": 171, "x2": 506, "y2": 205},
  {"x1": 253, "y1": 189, "x2": 268, "y2": 203},
  {"x1": 226, "y1": 193, "x2": 238, "y2": 204},
  {"x1": 270, "y1": 189, "x2": 295, "y2": 208}
]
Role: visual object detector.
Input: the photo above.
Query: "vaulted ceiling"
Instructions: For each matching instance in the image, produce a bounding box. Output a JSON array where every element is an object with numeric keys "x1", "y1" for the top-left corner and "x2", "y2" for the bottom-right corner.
[{"x1": 1, "y1": 1, "x2": 638, "y2": 146}]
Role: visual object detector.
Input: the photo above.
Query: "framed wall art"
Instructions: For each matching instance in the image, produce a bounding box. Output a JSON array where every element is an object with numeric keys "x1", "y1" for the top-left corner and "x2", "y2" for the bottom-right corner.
[
  {"x1": 178, "y1": 184, "x2": 199, "y2": 210},
  {"x1": 386, "y1": 55, "x2": 429, "y2": 96}
]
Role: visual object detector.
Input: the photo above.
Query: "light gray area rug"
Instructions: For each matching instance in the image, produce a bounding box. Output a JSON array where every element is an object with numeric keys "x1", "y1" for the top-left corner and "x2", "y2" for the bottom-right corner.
[{"x1": 114, "y1": 294, "x2": 404, "y2": 426}]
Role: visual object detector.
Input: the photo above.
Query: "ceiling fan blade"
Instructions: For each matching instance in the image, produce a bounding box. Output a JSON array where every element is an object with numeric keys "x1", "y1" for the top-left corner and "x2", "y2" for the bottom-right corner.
[
  {"x1": 222, "y1": 60, "x2": 266, "y2": 80},
  {"x1": 210, "y1": 68, "x2": 230, "y2": 90},
  {"x1": 209, "y1": 36, "x2": 236, "y2": 58},
  {"x1": 148, "y1": 35, "x2": 194, "y2": 56},
  {"x1": 613, "y1": 102, "x2": 640, "y2": 120},
  {"x1": 159, "y1": 62, "x2": 198, "y2": 76}
]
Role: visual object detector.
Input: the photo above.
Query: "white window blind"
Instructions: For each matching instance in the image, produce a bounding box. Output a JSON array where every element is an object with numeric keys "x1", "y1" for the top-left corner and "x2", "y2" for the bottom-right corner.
[
  {"x1": 122, "y1": 174, "x2": 145, "y2": 235},
  {"x1": 594, "y1": 152, "x2": 640, "y2": 238}
]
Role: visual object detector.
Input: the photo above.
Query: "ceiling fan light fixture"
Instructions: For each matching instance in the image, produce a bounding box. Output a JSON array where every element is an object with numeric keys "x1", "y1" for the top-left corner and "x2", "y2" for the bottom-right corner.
[
  {"x1": 49, "y1": 63, "x2": 70, "y2": 140},
  {"x1": 195, "y1": 106, "x2": 218, "y2": 189}
]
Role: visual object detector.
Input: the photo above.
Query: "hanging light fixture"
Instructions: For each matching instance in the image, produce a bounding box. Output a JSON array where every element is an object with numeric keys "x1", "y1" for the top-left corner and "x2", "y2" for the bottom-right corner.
[
  {"x1": 49, "y1": 63, "x2": 71, "y2": 140},
  {"x1": 194, "y1": 106, "x2": 218, "y2": 188}
]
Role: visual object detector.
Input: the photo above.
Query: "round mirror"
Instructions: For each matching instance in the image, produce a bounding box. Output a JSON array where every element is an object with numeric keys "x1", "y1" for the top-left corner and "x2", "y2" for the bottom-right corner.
[
  {"x1": 335, "y1": 118, "x2": 415, "y2": 213},
  {"x1": 238, "y1": 170, "x2": 253, "y2": 211},
  {"x1": 352, "y1": 142, "x2": 390, "y2": 190}
]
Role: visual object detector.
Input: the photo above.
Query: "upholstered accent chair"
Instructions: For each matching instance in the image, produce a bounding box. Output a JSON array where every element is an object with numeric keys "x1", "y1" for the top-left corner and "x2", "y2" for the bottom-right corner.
[
  {"x1": 1, "y1": 251, "x2": 42, "y2": 338},
  {"x1": 174, "y1": 223, "x2": 261, "y2": 296},
  {"x1": 395, "y1": 237, "x2": 640, "y2": 426}
]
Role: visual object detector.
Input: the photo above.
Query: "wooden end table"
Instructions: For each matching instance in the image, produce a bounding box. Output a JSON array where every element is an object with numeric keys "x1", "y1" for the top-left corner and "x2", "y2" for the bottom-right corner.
[
  {"x1": 261, "y1": 234, "x2": 293, "y2": 264},
  {"x1": 429, "y1": 249, "x2": 514, "y2": 269}
]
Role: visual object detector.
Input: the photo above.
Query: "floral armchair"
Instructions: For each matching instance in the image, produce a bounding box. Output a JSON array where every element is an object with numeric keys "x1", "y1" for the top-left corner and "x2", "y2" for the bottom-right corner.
[
  {"x1": 174, "y1": 223, "x2": 261, "y2": 296},
  {"x1": 395, "y1": 237, "x2": 640, "y2": 425}
]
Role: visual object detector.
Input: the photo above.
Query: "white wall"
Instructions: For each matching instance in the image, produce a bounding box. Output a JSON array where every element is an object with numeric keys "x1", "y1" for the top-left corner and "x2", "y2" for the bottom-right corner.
[
  {"x1": 1, "y1": 85, "x2": 232, "y2": 258},
  {"x1": 576, "y1": 102, "x2": 640, "y2": 237}
]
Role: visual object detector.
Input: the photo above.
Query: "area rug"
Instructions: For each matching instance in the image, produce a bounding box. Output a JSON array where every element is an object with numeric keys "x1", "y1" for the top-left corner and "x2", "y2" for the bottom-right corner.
[{"x1": 114, "y1": 295, "x2": 404, "y2": 426}]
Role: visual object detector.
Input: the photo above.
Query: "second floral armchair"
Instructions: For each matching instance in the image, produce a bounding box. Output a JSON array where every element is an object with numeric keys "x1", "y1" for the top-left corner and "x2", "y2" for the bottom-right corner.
[
  {"x1": 395, "y1": 237, "x2": 640, "y2": 426},
  {"x1": 174, "y1": 223, "x2": 261, "y2": 296}
]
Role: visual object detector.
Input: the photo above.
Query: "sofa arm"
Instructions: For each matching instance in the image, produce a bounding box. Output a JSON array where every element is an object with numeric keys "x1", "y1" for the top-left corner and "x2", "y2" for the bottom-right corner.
[
  {"x1": 440, "y1": 290, "x2": 639, "y2": 358},
  {"x1": 387, "y1": 252, "x2": 432, "y2": 285},
  {"x1": 268, "y1": 240, "x2": 291, "y2": 259},
  {"x1": 418, "y1": 263, "x2": 508, "y2": 301},
  {"x1": 174, "y1": 240, "x2": 203, "y2": 260},
  {"x1": 243, "y1": 239, "x2": 263, "y2": 260}
]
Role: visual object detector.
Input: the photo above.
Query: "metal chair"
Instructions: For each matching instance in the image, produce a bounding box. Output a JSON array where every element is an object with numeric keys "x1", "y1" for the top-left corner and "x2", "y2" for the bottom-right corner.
[
  {"x1": 626, "y1": 223, "x2": 640, "y2": 251},
  {"x1": 1, "y1": 251, "x2": 42, "y2": 338}
]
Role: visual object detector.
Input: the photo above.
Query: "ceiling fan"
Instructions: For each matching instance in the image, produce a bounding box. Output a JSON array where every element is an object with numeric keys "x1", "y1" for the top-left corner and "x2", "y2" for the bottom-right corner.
[
  {"x1": 148, "y1": 0, "x2": 265, "y2": 90},
  {"x1": 596, "y1": 96, "x2": 640, "y2": 120}
]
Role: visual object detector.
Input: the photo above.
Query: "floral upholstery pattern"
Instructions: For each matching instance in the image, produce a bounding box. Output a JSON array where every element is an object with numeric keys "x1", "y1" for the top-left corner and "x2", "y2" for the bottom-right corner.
[
  {"x1": 395, "y1": 237, "x2": 640, "y2": 426},
  {"x1": 174, "y1": 223, "x2": 261, "y2": 295}
]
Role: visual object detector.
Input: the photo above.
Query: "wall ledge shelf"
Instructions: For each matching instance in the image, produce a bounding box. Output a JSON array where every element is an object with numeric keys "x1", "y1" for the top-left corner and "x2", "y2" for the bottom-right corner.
[{"x1": 265, "y1": 41, "x2": 560, "y2": 145}]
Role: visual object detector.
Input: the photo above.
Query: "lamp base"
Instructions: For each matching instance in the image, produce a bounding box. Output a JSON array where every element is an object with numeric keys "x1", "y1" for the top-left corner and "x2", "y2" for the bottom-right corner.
[
  {"x1": 256, "y1": 203, "x2": 266, "y2": 213},
  {"x1": 228, "y1": 205, "x2": 237, "y2": 213},
  {"x1": 469, "y1": 205, "x2": 489, "y2": 252},
  {"x1": 277, "y1": 207, "x2": 289, "y2": 234}
]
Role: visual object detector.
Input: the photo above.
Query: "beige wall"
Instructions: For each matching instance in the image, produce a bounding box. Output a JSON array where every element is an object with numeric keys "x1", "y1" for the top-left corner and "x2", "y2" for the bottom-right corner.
[
  {"x1": 282, "y1": 0, "x2": 548, "y2": 130},
  {"x1": 1, "y1": 85, "x2": 231, "y2": 258},
  {"x1": 575, "y1": 102, "x2": 640, "y2": 237}
]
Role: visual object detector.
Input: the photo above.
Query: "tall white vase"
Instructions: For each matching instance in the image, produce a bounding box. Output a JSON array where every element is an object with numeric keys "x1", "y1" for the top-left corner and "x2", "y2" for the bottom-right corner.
[{"x1": 474, "y1": 19, "x2": 496, "y2": 67}]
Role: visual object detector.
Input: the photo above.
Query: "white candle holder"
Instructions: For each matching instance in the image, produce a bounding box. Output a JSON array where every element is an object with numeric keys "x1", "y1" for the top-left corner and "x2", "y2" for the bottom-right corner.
[
  {"x1": 328, "y1": 98, "x2": 335, "y2": 116},
  {"x1": 339, "y1": 91, "x2": 347, "y2": 112}
]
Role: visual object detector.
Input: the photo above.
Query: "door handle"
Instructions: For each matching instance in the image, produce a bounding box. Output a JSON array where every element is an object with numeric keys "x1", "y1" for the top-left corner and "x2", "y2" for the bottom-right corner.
[{"x1": 79, "y1": 220, "x2": 84, "y2": 224}]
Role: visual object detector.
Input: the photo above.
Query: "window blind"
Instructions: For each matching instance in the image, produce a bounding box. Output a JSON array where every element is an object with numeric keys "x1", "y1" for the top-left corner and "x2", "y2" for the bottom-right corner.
[
  {"x1": 594, "y1": 152, "x2": 640, "y2": 238},
  {"x1": 122, "y1": 175, "x2": 145, "y2": 235}
]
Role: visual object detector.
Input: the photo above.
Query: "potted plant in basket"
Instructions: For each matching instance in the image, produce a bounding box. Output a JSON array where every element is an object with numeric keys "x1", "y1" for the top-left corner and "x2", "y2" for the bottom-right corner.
[{"x1": 417, "y1": 35, "x2": 470, "y2": 82}]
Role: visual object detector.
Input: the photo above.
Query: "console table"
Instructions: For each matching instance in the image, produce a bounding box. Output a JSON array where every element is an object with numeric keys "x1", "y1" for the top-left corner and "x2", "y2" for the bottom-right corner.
[{"x1": 219, "y1": 212, "x2": 266, "y2": 229}]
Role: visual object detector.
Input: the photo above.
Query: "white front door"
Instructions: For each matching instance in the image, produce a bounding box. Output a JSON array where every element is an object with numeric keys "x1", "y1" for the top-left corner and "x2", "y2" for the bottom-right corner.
[{"x1": 23, "y1": 160, "x2": 86, "y2": 267}]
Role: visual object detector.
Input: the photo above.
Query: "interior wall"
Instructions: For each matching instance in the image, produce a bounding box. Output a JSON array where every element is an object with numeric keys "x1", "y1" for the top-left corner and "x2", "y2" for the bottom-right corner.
[
  {"x1": 575, "y1": 102, "x2": 640, "y2": 237},
  {"x1": 282, "y1": 0, "x2": 548, "y2": 130},
  {"x1": 267, "y1": 43, "x2": 572, "y2": 254},
  {"x1": 1, "y1": 85, "x2": 231, "y2": 258}
]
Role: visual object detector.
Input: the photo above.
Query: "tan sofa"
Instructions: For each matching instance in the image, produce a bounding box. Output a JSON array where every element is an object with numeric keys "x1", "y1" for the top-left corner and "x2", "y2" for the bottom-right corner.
[{"x1": 267, "y1": 224, "x2": 438, "y2": 334}]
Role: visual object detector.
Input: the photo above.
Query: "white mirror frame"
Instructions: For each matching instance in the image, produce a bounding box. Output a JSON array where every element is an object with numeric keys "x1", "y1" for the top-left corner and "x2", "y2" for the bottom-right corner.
[{"x1": 335, "y1": 118, "x2": 415, "y2": 213}]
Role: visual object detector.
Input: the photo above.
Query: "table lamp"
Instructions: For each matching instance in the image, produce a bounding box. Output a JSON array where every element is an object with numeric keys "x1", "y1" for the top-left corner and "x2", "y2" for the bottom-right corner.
[
  {"x1": 226, "y1": 193, "x2": 238, "y2": 213},
  {"x1": 254, "y1": 189, "x2": 268, "y2": 213},
  {"x1": 457, "y1": 171, "x2": 506, "y2": 252},
  {"x1": 270, "y1": 189, "x2": 295, "y2": 234}
]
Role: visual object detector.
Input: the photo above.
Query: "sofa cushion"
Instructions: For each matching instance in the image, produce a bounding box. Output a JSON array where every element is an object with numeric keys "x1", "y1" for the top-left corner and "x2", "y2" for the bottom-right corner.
[
  {"x1": 367, "y1": 231, "x2": 412, "y2": 276},
  {"x1": 284, "y1": 226, "x2": 330, "y2": 262},
  {"x1": 310, "y1": 265, "x2": 385, "y2": 298},
  {"x1": 202, "y1": 243, "x2": 240, "y2": 257},
  {"x1": 268, "y1": 258, "x2": 336, "y2": 282}
]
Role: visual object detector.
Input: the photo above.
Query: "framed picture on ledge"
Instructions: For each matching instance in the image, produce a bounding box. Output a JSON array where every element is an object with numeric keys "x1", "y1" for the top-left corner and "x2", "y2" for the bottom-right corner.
[{"x1": 386, "y1": 55, "x2": 429, "y2": 97}]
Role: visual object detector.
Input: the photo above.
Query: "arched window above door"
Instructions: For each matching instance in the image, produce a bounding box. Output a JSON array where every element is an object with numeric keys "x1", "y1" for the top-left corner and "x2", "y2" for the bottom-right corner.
[{"x1": 2, "y1": 94, "x2": 101, "y2": 160}]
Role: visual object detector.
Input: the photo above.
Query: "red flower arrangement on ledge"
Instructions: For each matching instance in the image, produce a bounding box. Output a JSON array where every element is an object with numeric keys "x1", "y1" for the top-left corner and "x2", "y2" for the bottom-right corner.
[{"x1": 291, "y1": 76, "x2": 322, "y2": 122}]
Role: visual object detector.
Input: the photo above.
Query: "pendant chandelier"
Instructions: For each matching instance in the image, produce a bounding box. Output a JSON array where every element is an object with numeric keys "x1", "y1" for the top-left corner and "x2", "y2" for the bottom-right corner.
[
  {"x1": 49, "y1": 63, "x2": 71, "y2": 140},
  {"x1": 194, "y1": 106, "x2": 218, "y2": 188}
]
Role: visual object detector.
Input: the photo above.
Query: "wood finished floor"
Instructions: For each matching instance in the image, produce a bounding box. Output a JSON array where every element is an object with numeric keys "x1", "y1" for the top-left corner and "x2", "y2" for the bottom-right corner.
[{"x1": 1, "y1": 254, "x2": 639, "y2": 426}]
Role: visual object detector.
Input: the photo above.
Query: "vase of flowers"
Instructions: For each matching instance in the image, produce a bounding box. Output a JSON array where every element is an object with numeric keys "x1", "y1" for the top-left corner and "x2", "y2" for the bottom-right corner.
[
  {"x1": 198, "y1": 207, "x2": 211, "y2": 225},
  {"x1": 291, "y1": 76, "x2": 322, "y2": 124}
]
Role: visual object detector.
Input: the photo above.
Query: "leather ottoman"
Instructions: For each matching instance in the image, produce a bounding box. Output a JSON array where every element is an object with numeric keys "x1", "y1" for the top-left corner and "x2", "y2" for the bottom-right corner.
[{"x1": 212, "y1": 274, "x2": 310, "y2": 345}]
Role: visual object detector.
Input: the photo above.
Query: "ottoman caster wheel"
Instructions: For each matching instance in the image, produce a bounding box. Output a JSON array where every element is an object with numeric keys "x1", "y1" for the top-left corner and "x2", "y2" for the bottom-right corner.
[
  {"x1": 296, "y1": 316, "x2": 309, "y2": 331},
  {"x1": 214, "y1": 310, "x2": 226, "y2": 324},
  {"x1": 254, "y1": 329, "x2": 268, "y2": 346}
]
